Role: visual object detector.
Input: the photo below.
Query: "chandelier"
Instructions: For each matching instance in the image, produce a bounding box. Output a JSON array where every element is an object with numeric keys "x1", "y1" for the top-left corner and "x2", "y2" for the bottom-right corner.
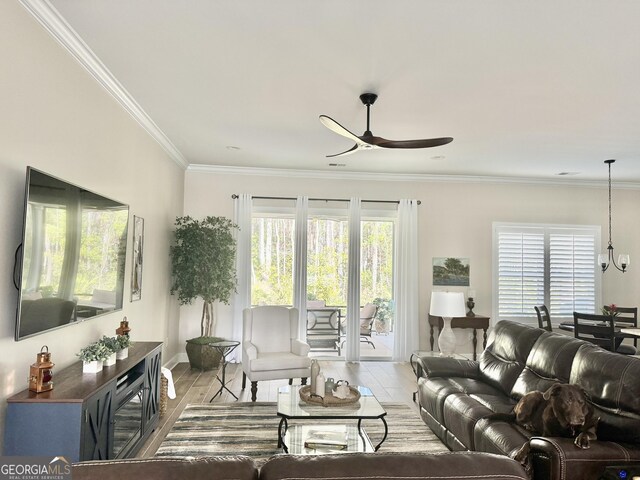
[{"x1": 598, "y1": 159, "x2": 629, "y2": 273}]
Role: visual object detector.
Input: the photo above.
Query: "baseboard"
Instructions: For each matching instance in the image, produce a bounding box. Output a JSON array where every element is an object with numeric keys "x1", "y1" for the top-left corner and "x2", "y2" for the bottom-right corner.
[{"x1": 164, "y1": 352, "x2": 188, "y2": 370}]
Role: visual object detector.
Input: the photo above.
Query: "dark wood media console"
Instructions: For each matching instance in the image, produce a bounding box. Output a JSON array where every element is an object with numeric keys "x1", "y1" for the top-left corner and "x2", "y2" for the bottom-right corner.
[{"x1": 4, "y1": 341, "x2": 162, "y2": 462}]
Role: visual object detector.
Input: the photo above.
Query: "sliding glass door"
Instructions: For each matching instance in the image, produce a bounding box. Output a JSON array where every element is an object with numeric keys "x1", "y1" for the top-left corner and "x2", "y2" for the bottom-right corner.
[{"x1": 250, "y1": 200, "x2": 396, "y2": 361}]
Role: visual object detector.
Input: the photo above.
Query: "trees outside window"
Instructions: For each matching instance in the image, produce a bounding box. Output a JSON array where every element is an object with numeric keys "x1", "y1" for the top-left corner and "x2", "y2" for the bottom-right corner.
[{"x1": 251, "y1": 215, "x2": 394, "y2": 313}]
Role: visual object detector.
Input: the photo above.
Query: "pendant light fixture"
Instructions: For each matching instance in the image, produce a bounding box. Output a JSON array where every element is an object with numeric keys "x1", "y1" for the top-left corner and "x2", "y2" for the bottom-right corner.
[{"x1": 598, "y1": 159, "x2": 629, "y2": 273}]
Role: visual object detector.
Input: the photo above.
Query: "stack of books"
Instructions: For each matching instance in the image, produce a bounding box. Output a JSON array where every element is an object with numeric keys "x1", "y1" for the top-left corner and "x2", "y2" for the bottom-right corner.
[{"x1": 303, "y1": 428, "x2": 349, "y2": 450}]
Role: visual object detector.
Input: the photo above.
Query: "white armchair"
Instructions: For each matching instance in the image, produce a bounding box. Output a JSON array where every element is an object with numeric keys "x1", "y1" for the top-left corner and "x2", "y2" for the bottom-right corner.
[{"x1": 242, "y1": 306, "x2": 311, "y2": 401}]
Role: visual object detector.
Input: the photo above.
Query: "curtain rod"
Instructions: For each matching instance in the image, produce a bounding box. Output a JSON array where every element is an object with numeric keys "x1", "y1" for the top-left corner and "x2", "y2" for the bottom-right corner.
[{"x1": 231, "y1": 194, "x2": 421, "y2": 205}]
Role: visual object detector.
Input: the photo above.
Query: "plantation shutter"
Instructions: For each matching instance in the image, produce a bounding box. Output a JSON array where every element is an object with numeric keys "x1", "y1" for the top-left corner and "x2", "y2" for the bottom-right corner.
[
  {"x1": 495, "y1": 224, "x2": 599, "y2": 323},
  {"x1": 497, "y1": 229, "x2": 545, "y2": 318},
  {"x1": 549, "y1": 231, "x2": 596, "y2": 316}
]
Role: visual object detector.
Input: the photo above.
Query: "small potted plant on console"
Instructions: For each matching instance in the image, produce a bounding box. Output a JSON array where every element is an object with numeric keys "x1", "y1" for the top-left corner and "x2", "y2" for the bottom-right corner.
[
  {"x1": 77, "y1": 341, "x2": 111, "y2": 373},
  {"x1": 100, "y1": 336, "x2": 119, "y2": 367},
  {"x1": 116, "y1": 334, "x2": 131, "y2": 360}
]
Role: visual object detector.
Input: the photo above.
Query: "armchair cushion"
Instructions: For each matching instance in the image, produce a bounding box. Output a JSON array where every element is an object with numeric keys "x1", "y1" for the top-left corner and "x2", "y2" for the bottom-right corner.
[{"x1": 250, "y1": 352, "x2": 311, "y2": 372}]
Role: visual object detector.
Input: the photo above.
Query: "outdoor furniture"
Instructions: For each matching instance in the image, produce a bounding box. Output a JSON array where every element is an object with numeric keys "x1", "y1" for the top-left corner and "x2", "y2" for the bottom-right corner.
[
  {"x1": 306, "y1": 308, "x2": 341, "y2": 351},
  {"x1": 534, "y1": 305, "x2": 552, "y2": 331},
  {"x1": 242, "y1": 306, "x2": 311, "y2": 402},
  {"x1": 336, "y1": 304, "x2": 378, "y2": 355},
  {"x1": 359, "y1": 303, "x2": 378, "y2": 348}
]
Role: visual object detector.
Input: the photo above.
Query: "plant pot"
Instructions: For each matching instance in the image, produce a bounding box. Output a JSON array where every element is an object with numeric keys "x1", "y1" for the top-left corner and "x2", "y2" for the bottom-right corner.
[
  {"x1": 103, "y1": 352, "x2": 117, "y2": 367},
  {"x1": 375, "y1": 319, "x2": 389, "y2": 334},
  {"x1": 116, "y1": 347, "x2": 129, "y2": 360},
  {"x1": 185, "y1": 339, "x2": 223, "y2": 371},
  {"x1": 83, "y1": 360, "x2": 103, "y2": 373}
]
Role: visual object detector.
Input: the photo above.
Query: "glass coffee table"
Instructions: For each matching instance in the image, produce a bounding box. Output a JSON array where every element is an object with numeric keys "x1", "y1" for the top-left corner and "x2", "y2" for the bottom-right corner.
[{"x1": 276, "y1": 385, "x2": 387, "y2": 454}]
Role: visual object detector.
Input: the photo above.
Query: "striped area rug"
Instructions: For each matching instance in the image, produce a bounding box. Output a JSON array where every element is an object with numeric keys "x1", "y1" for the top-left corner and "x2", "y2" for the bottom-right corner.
[{"x1": 155, "y1": 402, "x2": 447, "y2": 463}]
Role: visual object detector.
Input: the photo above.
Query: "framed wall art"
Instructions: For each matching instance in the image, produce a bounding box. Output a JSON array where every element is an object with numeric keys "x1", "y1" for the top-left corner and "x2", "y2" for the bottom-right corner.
[
  {"x1": 433, "y1": 257, "x2": 470, "y2": 286},
  {"x1": 131, "y1": 215, "x2": 144, "y2": 301}
]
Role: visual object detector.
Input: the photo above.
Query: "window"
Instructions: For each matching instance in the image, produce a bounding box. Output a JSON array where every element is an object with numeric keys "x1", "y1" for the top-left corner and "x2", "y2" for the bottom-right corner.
[
  {"x1": 250, "y1": 203, "x2": 396, "y2": 311},
  {"x1": 493, "y1": 223, "x2": 600, "y2": 322},
  {"x1": 251, "y1": 214, "x2": 295, "y2": 305}
]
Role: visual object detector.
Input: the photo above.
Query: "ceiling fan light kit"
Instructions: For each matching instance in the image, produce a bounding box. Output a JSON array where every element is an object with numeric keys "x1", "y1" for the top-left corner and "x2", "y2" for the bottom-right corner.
[{"x1": 319, "y1": 92, "x2": 453, "y2": 158}]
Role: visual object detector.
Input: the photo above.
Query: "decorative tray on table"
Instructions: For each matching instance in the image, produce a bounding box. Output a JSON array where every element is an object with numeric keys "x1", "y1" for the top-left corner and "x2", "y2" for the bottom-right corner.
[{"x1": 299, "y1": 385, "x2": 361, "y2": 407}]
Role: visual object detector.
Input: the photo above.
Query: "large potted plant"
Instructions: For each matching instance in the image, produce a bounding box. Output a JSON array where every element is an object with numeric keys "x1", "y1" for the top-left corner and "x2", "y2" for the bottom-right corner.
[
  {"x1": 170, "y1": 216, "x2": 238, "y2": 370},
  {"x1": 372, "y1": 297, "x2": 394, "y2": 334}
]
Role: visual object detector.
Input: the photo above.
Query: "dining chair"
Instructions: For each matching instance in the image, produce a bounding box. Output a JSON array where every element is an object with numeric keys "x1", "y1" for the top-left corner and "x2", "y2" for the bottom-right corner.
[
  {"x1": 603, "y1": 306, "x2": 638, "y2": 348},
  {"x1": 534, "y1": 305, "x2": 552, "y2": 331},
  {"x1": 572, "y1": 311, "x2": 637, "y2": 355}
]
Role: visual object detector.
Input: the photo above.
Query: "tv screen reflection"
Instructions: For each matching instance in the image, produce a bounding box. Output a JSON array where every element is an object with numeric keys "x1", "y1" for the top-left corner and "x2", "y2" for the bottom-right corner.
[{"x1": 16, "y1": 168, "x2": 129, "y2": 340}]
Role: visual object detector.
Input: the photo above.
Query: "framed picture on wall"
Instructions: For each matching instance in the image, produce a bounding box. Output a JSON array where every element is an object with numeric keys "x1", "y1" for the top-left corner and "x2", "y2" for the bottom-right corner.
[
  {"x1": 131, "y1": 215, "x2": 144, "y2": 301},
  {"x1": 433, "y1": 257, "x2": 470, "y2": 286}
]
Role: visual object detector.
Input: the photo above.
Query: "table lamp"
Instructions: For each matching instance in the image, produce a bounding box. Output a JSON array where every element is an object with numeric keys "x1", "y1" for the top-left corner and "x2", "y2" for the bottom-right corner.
[{"x1": 430, "y1": 291, "x2": 466, "y2": 356}]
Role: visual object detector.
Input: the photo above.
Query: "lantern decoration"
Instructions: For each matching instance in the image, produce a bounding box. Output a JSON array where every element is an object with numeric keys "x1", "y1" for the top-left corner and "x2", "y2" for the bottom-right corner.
[
  {"x1": 116, "y1": 316, "x2": 131, "y2": 337},
  {"x1": 28, "y1": 345, "x2": 54, "y2": 393}
]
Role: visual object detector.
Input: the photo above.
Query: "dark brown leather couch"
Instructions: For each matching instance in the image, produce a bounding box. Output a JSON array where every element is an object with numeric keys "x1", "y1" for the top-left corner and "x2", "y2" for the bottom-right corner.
[
  {"x1": 72, "y1": 452, "x2": 528, "y2": 480},
  {"x1": 417, "y1": 320, "x2": 640, "y2": 480}
]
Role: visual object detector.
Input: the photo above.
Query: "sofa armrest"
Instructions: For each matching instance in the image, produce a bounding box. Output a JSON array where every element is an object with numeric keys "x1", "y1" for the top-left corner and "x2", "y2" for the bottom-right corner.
[
  {"x1": 291, "y1": 339, "x2": 310, "y2": 356},
  {"x1": 417, "y1": 356, "x2": 480, "y2": 379},
  {"x1": 529, "y1": 436, "x2": 640, "y2": 480}
]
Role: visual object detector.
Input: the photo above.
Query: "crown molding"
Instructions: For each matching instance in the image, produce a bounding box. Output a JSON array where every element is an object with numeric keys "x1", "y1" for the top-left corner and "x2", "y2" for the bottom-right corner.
[
  {"x1": 20, "y1": 0, "x2": 188, "y2": 170},
  {"x1": 187, "y1": 164, "x2": 640, "y2": 189}
]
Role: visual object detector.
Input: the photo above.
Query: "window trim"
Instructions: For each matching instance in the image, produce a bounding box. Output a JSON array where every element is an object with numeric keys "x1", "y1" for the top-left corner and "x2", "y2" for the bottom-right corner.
[{"x1": 492, "y1": 222, "x2": 602, "y2": 326}]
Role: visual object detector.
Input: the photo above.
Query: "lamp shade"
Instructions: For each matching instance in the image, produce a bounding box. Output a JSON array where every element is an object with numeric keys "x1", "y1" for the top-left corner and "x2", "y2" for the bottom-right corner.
[{"x1": 430, "y1": 291, "x2": 466, "y2": 318}]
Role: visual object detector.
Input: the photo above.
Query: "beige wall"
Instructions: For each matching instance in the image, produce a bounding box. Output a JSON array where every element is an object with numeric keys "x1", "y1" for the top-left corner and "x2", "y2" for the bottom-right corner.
[
  {"x1": 183, "y1": 169, "x2": 640, "y2": 353},
  {"x1": 0, "y1": 1, "x2": 184, "y2": 451}
]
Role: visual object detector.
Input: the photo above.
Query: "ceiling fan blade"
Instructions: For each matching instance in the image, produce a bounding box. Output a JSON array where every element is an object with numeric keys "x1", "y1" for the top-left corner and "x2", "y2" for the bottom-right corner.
[
  {"x1": 375, "y1": 137, "x2": 454, "y2": 149},
  {"x1": 319, "y1": 115, "x2": 364, "y2": 144},
  {"x1": 326, "y1": 144, "x2": 359, "y2": 158}
]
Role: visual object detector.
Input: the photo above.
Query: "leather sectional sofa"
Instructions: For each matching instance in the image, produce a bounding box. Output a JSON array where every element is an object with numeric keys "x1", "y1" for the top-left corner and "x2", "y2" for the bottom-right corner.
[
  {"x1": 417, "y1": 320, "x2": 640, "y2": 480},
  {"x1": 72, "y1": 452, "x2": 528, "y2": 480}
]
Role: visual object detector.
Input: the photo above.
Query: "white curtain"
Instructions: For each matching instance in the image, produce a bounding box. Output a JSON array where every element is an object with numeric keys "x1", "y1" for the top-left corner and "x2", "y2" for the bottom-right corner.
[
  {"x1": 393, "y1": 199, "x2": 420, "y2": 361},
  {"x1": 232, "y1": 194, "x2": 253, "y2": 361},
  {"x1": 345, "y1": 197, "x2": 362, "y2": 362},
  {"x1": 293, "y1": 196, "x2": 309, "y2": 340}
]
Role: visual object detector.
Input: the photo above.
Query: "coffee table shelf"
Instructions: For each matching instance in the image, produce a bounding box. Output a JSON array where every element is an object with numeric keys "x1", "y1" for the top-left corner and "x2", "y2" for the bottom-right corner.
[{"x1": 283, "y1": 424, "x2": 374, "y2": 454}]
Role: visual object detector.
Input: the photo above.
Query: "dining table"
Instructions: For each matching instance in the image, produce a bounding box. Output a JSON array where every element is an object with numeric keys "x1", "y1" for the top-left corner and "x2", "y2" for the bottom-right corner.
[{"x1": 558, "y1": 320, "x2": 640, "y2": 354}]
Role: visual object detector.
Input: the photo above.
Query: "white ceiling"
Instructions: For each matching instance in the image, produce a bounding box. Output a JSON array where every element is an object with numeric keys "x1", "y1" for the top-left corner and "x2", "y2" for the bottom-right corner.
[{"x1": 42, "y1": 0, "x2": 640, "y2": 182}]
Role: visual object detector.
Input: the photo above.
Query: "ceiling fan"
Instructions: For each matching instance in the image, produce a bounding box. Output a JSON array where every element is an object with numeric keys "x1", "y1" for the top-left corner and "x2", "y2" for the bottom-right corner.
[{"x1": 319, "y1": 93, "x2": 453, "y2": 158}]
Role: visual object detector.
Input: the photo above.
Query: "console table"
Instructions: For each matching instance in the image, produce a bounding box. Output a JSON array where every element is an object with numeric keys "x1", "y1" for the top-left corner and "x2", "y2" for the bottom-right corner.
[
  {"x1": 428, "y1": 315, "x2": 490, "y2": 360},
  {"x1": 4, "y1": 341, "x2": 162, "y2": 462}
]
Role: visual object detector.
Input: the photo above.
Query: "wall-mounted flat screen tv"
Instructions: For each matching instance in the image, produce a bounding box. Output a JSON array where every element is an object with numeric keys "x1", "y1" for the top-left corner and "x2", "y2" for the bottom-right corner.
[{"x1": 15, "y1": 167, "x2": 129, "y2": 340}]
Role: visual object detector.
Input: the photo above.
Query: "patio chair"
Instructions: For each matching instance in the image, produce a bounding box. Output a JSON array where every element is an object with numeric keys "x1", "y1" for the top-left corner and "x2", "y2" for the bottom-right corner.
[{"x1": 337, "y1": 303, "x2": 378, "y2": 354}]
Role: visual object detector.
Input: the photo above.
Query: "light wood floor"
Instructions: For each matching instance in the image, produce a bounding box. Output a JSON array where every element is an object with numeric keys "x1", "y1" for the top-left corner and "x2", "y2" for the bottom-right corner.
[{"x1": 138, "y1": 360, "x2": 419, "y2": 457}]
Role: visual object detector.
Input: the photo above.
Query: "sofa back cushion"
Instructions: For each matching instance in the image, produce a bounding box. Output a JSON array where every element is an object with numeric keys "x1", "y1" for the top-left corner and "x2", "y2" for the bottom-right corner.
[
  {"x1": 511, "y1": 331, "x2": 586, "y2": 398},
  {"x1": 260, "y1": 452, "x2": 527, "y2": 480},
  {"x1": 570, "y1": 344, "x2": 640, "y2": 443},
  {"x1": 72, "y1": 456, "x2": 258, "y2": 480},
  {"x1": 479, "y1": 321, "x2": 545, "y2": 396}
]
